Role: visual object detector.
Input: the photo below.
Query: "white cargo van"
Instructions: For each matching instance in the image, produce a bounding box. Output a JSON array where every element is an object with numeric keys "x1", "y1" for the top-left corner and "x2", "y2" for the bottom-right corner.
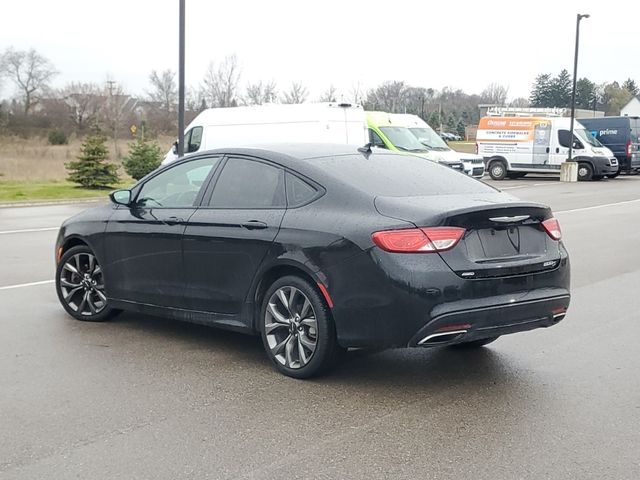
[
  {"x1": 162, "y1": 102, "x2": 368, "y2": 165},
  {"x1": 392, "y1": 114, "x2": 485, "y2": 178},
  {"x1": 477, "y1": 115, "x2": 619, "y2": 181}
]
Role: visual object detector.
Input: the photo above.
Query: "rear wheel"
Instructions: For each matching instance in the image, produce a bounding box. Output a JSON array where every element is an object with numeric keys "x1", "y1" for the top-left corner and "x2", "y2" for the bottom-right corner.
[
  {"x1": 577, "y1": 162, "x2": 593, "y2": 181},
  {"x1": 56, "y1": 245, "x2": 118, "y2": 322},
  {"x1": 260, "y1": 275, "x2": 341, "y2": 379},
  {"x1": 449, "y1": 336, "x2": 500, "y2": 349},
  {"x1": 488, "y1": 160, "x2": 507, "y2": 180}
]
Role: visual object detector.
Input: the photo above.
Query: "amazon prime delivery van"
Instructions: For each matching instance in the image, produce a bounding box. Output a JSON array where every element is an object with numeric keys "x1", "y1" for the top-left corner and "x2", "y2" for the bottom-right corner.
[{"x1": 578, "y1": 116, "x2": 640, "y2": 174}]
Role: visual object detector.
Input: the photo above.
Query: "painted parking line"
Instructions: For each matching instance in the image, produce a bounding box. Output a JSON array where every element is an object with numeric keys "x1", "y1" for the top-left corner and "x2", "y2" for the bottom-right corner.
[
  {"x1": 0, "y1": 227, "x2": 59, "y2": 235},
  {"x1": 556, "y1": 198, "x2": 640, "y2": 214},
  {"x1": 0, "y1": 280, "x2": 55, "y2": 291}
]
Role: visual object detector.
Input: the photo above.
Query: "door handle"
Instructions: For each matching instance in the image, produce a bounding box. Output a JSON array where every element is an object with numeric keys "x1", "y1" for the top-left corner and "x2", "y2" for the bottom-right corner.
[
  {"x1": 165, "y1": 216, "x2": 185, "y2": 225},
  {"x1": 546, "y1": 147, "x2": 550, "y2": 153},
  {"x1": 241, "y1": 220, "x2": 268, "y2": 230},
  {"x1": 556, "y1": 147, "x2": 560, "y2": 153}
]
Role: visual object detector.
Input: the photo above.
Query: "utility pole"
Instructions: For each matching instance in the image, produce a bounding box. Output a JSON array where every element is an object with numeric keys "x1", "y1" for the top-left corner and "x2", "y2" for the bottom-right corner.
[
  {"x1": 568, "y1": 13, "x2": 590, "y2": 163},
  {"x1": 106, "y1": 80, "x2": 118, "y2": 158},
  {"x1": 177, "y1": 0, "x2": 186, "y2": 157}
]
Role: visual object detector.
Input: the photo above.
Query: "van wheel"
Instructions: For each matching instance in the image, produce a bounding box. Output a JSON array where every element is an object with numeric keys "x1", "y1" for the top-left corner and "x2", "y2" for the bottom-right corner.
[
  {"x1": 488, "y1": 160, "x2": 507, "y2": 180},
  {"x1": 577, "y1": 162, "x2": 593, "y2": 181}
]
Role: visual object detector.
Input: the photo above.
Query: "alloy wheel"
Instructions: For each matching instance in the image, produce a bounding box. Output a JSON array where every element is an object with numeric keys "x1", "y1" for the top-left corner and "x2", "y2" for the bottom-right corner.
[
  {"x1": 264, "y1": 286, "x2": 318, "y2": 369},
  {"x1": 59, "y1": 252, "x2": 107, "y2": 316}
]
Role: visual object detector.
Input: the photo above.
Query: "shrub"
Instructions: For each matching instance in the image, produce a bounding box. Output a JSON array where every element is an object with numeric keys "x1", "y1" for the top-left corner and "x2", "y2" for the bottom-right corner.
[
  {"x1": 66, "y1": 130, "x2": 120, "y2": 188},
  {"x1": 122, "y1": 138, "x2": 162, "y2": 180},
  {"x1": 48, "y1": 129, "x2": 68, "y2": 145}
]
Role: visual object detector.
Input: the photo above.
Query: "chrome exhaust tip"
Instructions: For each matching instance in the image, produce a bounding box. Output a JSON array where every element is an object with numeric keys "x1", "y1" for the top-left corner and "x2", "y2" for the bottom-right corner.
[{"x1": 417, "y1": 329, "x2": 468, "y2": 346}]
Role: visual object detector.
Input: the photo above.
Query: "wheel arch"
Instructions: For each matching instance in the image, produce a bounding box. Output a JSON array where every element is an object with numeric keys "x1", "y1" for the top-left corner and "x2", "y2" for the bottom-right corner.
[
  {"x1": 250, "y1": 260, "x2": 330, "y2": 331},
  {"x1": 487, "y1": 156, "x2": 508, "y2": 167}
]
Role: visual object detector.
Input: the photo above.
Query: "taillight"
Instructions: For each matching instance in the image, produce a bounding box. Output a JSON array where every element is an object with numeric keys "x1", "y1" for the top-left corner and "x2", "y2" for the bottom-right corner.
[
  {"x1": 372, "y1": 227, "x2": 465, "y2": 253},
  {"x1": 542, "y1": 217, "x2": 562, "y2": 241},
  {"x1": 627, "y1": 140, "x2": 632, "y2": 158}
]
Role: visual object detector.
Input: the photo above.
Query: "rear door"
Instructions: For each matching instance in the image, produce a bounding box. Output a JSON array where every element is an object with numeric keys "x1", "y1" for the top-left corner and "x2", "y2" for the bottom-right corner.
[{"x1": 182, "y1": 156, "x2": 286, "y2": 314}]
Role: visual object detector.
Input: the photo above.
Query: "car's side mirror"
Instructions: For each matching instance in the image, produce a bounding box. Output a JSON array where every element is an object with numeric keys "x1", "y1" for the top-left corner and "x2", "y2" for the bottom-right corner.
[
  {"x1": 172, "y1": 141, "x2": 178, "y2": 155},
  {"x1": 109, "y1": 189, "x2": 132, "y2": 206}
]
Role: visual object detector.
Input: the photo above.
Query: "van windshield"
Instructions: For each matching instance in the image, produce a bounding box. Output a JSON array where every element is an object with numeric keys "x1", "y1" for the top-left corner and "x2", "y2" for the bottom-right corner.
[
  {"x1": 408, "y1": 127, "x2": 450, "y2": 151},
  {"x1": 575, "y1": 128, "x2": 604, "y2": 148},
  {"x1": 379, "y1": 127, "x2": 429, "y2": 152}
]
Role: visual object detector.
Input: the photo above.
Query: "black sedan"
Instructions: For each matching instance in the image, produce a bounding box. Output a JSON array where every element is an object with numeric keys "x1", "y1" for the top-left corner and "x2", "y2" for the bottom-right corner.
[{"x1": 55, "y1": 144, "x2": 570, "y2": 378}]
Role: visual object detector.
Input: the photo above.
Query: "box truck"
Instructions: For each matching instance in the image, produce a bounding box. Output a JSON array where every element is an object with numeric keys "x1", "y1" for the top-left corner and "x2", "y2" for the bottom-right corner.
[
  {"x1": 578, "y1": 116, "x2": 640, "y2": 175},
  {"x1": 162, "y1": 102, "x2": 368, "y2": 165},
  {"x1": 476, "y1": 116, "x2": 618, "y2": 181}
]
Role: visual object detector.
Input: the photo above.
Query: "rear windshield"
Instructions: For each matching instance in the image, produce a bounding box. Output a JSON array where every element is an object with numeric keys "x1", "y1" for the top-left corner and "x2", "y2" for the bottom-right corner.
[{"x1": 315, "y1": 153, "x2": 494, "y2": 196}]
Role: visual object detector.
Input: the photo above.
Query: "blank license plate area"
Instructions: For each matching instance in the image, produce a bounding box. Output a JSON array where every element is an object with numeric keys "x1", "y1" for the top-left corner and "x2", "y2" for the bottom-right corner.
[{"x1": 464, "y1": 226, "x2": 546, "y2": 261}]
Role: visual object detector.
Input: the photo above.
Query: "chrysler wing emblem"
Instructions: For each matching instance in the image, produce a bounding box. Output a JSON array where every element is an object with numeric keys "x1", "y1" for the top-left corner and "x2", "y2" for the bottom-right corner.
[{"x1": 489, "y1": 215, "x2": 530, "y2": 223}]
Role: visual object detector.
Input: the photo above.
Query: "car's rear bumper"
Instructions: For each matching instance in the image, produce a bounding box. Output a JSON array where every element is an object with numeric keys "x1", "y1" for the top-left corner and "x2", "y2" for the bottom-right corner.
[
  {"x1": 324, "y1": 245, "x2": 570, "y2": 349},
  {"x1": 407, "y1": 293, "x2": 569, "y2": 347}
]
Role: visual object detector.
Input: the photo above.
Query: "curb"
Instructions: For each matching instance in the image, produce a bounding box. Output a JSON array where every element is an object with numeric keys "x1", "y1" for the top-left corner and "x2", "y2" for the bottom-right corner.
[{"x1": 0, "y1": 198, "x2": 106, "y2": 208}]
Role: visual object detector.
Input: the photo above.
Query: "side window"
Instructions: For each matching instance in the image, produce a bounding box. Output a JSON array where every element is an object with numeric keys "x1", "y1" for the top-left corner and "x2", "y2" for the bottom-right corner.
[
  {"x1": 188, "y1": 126, "x2": 203, "y2": 153},
  {"x1": 558, "y1": 130, "x2": 583, "y2": 150},
  {"x1": 137, "y1": 157, "x2": 218, "y2": 208},
  {"x1": 286, "y1": 173, "x2": 318, "y2": 207},
  {"x1": 369, "y1": 129, "x2": 387, "y2": 149},
  {"x1": 208, "y1": 157, "x2": 285, "y2": 208}
]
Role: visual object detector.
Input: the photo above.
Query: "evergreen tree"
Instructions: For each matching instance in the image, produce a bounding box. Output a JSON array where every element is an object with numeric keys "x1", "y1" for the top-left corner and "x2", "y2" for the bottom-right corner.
[
  {"x1": 456, "y1": 120, "x2": 466, "y2": 139},
  {"x1": 622, "y1": 78, "x2": 639, "y2": 97},
  {"x1": 550, "y1": 69, "x2": 572, "y2": 108},
  {"x1": 575, "y1": 78, "x2": 596, "y2": 109},
  {"x1": 122, "y1": 138, "x2": 162, "y2": 180},
  {"x1": 66, "y1": 130, "x2": 120, "y2": 188},
  {"x1": 529, "y1": 74, "x2": 553, "y2": 107}
]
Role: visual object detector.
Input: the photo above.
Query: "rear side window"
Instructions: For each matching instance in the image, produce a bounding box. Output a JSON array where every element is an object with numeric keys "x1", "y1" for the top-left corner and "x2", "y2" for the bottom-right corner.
[
  {"x1": 286, "y1": 173, "x2": 318, "y2": 206},
  {"x1": 208, "y1": 157, "x2": 285, "y2": 208},
  {"x1": 631, "y1": 119, "x2": 640, "y2": 143},
  {"x1": 315, "y1": 153, "x2": 494, "y2": 197}
]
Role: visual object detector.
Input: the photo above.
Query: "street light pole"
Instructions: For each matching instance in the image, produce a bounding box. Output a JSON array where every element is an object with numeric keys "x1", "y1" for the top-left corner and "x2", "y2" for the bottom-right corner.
[
  {"x1": 177, "y1": 0, "x2": 186, "y2": 157},
  {"x1": 568, "y1": 13, "x2": 590, "y2": 163}
]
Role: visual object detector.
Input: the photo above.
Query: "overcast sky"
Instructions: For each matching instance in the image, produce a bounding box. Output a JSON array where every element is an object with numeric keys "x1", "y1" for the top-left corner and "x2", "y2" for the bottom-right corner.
[{"x1": 1, "y1": 0, "x2": 638, "y2": 101}]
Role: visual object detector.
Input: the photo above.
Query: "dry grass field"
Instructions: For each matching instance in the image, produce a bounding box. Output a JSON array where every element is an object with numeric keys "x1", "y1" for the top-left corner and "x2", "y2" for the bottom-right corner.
[{"x1": 0, "y1": 135, "x2": 173, "y2": 182}]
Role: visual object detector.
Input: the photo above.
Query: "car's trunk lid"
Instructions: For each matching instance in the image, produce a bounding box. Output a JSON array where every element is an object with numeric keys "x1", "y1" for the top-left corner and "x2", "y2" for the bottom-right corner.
[{"x1": 374, "y1": 193, "x2": 560, "y2": 278}]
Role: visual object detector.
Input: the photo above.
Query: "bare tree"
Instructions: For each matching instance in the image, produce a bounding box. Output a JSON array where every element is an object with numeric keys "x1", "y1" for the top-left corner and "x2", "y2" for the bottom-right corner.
[
  {"x1": 480, "y1": 83, "x2": 509, "y2": 106},
  {"x1": 101, "y1": 79, "x2": 136, "y2": 158},
  {"x1": 244, "y1": 80, "x2": 277, "y2": 105},
  {"x1": 349, "y1": 82, "x2": 365, "y2": 105},
  {"x1": 281, "y1": 82, "x2": 308, "y2": 104},
  {"x1": 0, "y1": 47, "x2": 57, "y2": 114},
  {"x1": 147, "y1": 69, "x2": 177, "y2": 112},
  {"x1": 509, "y1": 97, "x2": 530, "y2": 108},
  {"x1": 202, "y1": 54, "x2": 241, "y2": 108},
  {"x1": 364, "y1": 81, "x2": 408, "y2": 112},
  {"x1": 60, "y1": 82, "x2": 104, "y2": 131},
  {"x1": 318, "y1": 85, "x2": 337, "y2": 102}
]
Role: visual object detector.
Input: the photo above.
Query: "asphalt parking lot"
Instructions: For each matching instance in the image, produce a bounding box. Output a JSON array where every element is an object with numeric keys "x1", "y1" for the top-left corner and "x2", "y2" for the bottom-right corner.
[{"x1": 2, "y1": 175, "x2": 640, "y2": 479}]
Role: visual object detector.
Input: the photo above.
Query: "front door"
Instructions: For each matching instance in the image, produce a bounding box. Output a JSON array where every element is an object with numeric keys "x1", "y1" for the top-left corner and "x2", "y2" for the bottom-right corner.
[
  {"x1": 103, "y1": 156, "x2": 220, "y2": 308},
  {"x1": 183, "y1": 156, "x2": 286, "y2": 314}
]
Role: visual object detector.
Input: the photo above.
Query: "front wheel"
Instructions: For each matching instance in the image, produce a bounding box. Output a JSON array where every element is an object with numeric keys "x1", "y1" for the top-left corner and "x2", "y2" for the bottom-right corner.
[
  {"x1": 56, "y1": 245, "x2": 118, "y2": 322},
  {"x1": 260, "y1": 276, "x2": 341, "y2": 378},
  {"x1": 577, "y1": 162, "x2": 593, "y2": 181}
]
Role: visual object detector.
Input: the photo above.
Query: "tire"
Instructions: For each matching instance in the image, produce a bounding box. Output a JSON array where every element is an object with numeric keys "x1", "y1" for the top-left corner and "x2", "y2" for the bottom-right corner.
[
  {"x1": 592, "y1": 175, "x2": 603, "y2": 181},
  {"x1": 577, "y1": 162, "x2": 593, "y2": 181},
  {"x1": 488, "y1": 160, "x2": 507, "y2": 180},
  {"x1": 449, "y1": 336, "x2": 500, "y2": 349},
  {"x1": 56, "y1": 245, "x2": 118, "y2": 322},
  {"x1": 260, "y1": 275, "x2": 340, "y2": 379}
]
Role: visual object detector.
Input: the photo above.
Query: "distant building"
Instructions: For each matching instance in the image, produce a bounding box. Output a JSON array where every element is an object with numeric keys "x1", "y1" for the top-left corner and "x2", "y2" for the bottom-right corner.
[{"x1": 621, "y1": 97, "x2": 640, "y2": 117}]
